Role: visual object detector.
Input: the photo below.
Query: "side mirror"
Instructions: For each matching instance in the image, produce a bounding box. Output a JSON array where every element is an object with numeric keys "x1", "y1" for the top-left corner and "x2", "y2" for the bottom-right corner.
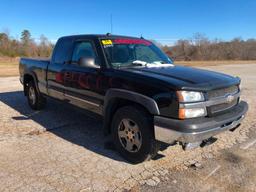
[{"x1": 78, "y1": 57, "x2": 100, "y2": 68}]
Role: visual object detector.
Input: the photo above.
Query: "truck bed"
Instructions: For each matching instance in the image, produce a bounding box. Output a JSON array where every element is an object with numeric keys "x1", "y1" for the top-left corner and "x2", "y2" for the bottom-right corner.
[{"x1": 19, "y1": 57, "x2": 50, "y2": 88}]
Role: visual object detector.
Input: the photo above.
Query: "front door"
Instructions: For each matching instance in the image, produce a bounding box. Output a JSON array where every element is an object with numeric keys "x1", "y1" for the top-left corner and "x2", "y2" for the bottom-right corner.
[{"x1": 62, "y1": 40, "x2": 104, "y2": 114}]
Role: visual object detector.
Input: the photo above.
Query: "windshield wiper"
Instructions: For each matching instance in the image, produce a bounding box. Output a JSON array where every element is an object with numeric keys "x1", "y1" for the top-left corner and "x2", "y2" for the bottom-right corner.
[
  {"x1": 126, "y1": 60, "x2": 149, "y2": 67},
  {"x1": 117, "y1": 60, "x2": 174, "y2": 68},
  {"x1": 132, "y1": 60, "x2": 148, "y2": 65}
]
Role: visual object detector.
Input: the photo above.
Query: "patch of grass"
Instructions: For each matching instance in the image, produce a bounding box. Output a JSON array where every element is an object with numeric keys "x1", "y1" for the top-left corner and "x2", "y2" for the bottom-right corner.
[
  {"x1": 174, "y1": 60, "x2": 256, "y2": 66},
  {"x1": 0, "y1": 60, "x2": 256, "y2": 77},
  {"x1": 0, "y1": 62, "x2": 19, "y2": 77},
  {"x1": 0, "y1": 62, "x2": 18, "y2": 66}
]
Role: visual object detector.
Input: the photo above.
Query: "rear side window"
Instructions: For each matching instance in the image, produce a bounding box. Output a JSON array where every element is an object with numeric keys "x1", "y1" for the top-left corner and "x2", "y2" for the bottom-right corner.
[
  {"x1": 71, "y1": 41, "x2": 96, "y2": 62},
  {"x1": 52, "y1": 38, "x2": 73, "y2": 64}
]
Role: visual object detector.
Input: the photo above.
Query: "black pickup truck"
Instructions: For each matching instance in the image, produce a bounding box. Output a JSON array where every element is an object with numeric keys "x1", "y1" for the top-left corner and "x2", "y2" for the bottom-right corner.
[{"x1": 19, "y1": 34, "x2": 248, "y2": 163}]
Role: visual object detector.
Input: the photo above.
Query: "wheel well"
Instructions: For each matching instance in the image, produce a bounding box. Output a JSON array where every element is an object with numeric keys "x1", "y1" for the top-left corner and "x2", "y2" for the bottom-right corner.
[
  {"x1": 103, "y1": 98, "x2": 151, "y2": 135},
  {"x1": 23, "y1": 74, "x2": 34, "y2": 96}
]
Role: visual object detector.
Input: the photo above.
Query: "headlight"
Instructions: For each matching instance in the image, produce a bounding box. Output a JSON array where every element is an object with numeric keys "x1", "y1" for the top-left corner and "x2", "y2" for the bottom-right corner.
[
  {"x1": 179, "y1": 108, "x2": 207, "y2": 119},
  {"x1": 239, "y1": 84, "x2": 242, "y2": 92},
  {"x1": 177, "y1": 91, "x2": 206, "y2": 119},
  {"x1": 177, "y1": 91, "x2": 204, "y2": 102}
]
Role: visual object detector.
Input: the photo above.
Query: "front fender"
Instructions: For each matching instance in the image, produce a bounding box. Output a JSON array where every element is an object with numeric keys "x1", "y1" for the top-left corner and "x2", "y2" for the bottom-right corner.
[
  {"x1": 103, "y1": 88, "x2": 160, "y2": 135},
  {"x1": 104, "y1": 88, "x2": 160, "y2": 115}
]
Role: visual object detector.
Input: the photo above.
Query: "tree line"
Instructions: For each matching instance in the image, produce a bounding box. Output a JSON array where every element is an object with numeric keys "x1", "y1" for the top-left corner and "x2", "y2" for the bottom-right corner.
[
  {"x1": 163, "y1": 33, "x2": 256, "y2": 61},
  {"x1": 0, "y1": 30, "x2": 53, "y2": 58},
  {"x1": 1, "y1": 31, "x2": 256, "y2": 61}
]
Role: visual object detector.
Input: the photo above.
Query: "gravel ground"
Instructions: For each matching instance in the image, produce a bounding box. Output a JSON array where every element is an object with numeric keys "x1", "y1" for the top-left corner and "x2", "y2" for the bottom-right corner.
[
  {"x1": 0, "y1": 64, "x2": 255, "y2": 192},
  {"x1": 141, "y1": 133, "x2": 256, "y2": 192}
]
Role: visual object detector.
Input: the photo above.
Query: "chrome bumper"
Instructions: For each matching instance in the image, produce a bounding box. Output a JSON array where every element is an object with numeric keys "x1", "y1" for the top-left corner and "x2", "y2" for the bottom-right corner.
[{"x1": 154, "y1": 101, "x2": 248, "y2": 144}]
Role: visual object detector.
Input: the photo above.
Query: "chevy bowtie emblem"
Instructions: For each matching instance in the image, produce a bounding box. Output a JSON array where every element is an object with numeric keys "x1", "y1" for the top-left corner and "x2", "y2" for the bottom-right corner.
[{"x1": 226, "y1": 94, "x2": 235, "y2": 103}]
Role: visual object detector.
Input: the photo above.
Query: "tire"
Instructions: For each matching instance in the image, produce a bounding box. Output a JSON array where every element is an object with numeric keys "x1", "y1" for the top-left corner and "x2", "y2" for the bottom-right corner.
[
  {"x1": 111, "y1": 105, "x2": 160, "y2": 164},
  {"x1": 27, "y1": 81, "x2": 46, "y2": 110}
]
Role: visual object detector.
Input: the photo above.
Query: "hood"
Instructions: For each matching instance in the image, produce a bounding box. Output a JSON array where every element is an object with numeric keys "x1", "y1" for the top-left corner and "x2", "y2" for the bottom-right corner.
[{"x1": 122, "y1": 65, "x2": 240, "y2": 91}]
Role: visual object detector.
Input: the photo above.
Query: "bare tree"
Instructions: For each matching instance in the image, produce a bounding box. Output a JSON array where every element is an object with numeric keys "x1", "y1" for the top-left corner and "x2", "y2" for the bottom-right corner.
[
  {"x1": 38, "y1": 35, "x2": 53, "y2": 57},
  {"x1": 166, "y1": 33, "x2": 256, "y2": 61}
]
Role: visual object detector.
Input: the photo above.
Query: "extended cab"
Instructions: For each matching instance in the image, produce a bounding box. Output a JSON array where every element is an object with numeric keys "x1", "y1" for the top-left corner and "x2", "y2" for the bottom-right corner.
[{"x1": 19, "y1": 34, "x2": 248, "y2": 163}]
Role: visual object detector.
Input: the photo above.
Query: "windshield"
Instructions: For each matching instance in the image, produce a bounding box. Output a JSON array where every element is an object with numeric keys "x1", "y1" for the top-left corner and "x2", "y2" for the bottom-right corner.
[{"x1": 101, "y1": 38, "x2": 173, "y2": 68}]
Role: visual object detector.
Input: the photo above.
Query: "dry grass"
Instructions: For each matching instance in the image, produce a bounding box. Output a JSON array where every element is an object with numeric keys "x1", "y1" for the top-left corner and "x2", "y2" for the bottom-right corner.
[
  {"x1": 0, "y1": 59, "x2": 256, "y2": 77},
  {"x1": 0, "y1": 61, "x2": 19, "y2": 77},
  {"x1": 174, "y1": 60, "x2": 256, "y2": 66}
]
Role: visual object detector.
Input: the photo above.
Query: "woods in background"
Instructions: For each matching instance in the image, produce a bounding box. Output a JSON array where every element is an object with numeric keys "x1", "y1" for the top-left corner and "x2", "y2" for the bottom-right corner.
[
  {"x1": 164, "y1": 33, "x2": 256, "y2": 61},
  {"x1": 1, "y1": 30, "x2": 256, "y2": 61},
  {"x1": 0, "y1": 30, "x2": 53, "y2": 58}
]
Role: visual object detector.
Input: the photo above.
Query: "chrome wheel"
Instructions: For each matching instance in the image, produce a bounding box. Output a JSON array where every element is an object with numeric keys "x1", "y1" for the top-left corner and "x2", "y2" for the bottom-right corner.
[
  {"x1": 118, "y1": 118, "x2": 142, "y2": 152},
  {"x1": 28, "y1": 86, "x2": 36, "y2": 105}
]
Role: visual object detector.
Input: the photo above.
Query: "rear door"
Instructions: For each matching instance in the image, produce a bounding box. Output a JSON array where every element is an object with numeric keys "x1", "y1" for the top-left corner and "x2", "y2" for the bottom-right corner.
[
  {"x1": 47, "y1": 38, "x2": 73, "y2": 100},
  {"x1": 62, "y1": 40, "x2": 104, "y2": 114}
]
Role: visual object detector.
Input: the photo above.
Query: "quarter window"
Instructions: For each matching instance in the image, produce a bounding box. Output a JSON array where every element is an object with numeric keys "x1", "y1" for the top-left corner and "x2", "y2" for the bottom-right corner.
[{"x1": 53, "y1": 38, "x2": 73, "y2": 64}]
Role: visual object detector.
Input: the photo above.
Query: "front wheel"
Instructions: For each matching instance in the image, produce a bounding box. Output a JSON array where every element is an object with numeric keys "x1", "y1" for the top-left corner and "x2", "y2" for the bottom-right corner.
[
  {"x1": 27, "y1": 81, "x2": 46, "y2": 110},
  {"x1": 111, "y1": 106, "x2": 159, "y2": 164}
]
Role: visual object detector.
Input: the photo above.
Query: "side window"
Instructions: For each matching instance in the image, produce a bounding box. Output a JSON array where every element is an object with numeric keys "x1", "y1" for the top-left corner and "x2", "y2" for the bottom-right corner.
[
  {"x1": 53, "y1": 38, "x2": 73, "y2": 64},
  {"x1": 71, "y1": 41, "x2": 96, "y2": 63}
]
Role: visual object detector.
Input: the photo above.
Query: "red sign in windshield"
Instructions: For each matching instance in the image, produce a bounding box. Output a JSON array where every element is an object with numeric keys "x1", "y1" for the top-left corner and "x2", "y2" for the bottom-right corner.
[{"x1": 113, "y1": 39, "x2": 152, "y2": 46}]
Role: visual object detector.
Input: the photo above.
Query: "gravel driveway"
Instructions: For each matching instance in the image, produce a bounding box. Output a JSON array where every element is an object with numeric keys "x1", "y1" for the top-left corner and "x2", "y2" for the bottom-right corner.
[{"x1": 0, "y1": 64, "x2": 255, "y2": 192}]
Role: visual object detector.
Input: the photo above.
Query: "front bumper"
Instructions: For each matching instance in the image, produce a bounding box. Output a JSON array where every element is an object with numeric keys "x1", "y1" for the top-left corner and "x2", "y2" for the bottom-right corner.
[{"x1": 154, "y1": 101, "x2": 248, "y2": 144}]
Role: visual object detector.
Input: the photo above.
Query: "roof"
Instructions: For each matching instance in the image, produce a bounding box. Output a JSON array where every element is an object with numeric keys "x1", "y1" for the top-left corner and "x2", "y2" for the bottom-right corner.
[{"x1": 59, "y1": 34, "x2": 143, "y2": 41}]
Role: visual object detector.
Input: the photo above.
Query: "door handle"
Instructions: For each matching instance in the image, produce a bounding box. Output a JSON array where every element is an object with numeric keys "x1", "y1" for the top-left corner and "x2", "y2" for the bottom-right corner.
[{"x1": 65, "y1": 71, "x2": 72, "y2": 79}]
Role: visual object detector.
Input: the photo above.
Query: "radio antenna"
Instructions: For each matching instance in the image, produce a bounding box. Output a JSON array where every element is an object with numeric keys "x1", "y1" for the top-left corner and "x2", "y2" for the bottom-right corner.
[{"x1": 110, "y1": 14, "x2": 113, "y2": 33}]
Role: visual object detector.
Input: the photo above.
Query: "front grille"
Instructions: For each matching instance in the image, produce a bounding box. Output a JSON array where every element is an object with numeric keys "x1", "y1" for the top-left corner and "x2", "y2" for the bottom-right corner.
[
  {"x1": 207, "y1": 85, "x2": 238, "y2": 99},
  {"x1": 207, "y1": 85, "x2": 240, "y2": 115},
  {"x1": 209, "y1": 98, "x2": 238, "y2": 114}
]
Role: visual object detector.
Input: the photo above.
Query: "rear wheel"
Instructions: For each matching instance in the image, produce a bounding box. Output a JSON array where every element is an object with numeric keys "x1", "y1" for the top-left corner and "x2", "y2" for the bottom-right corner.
[
  {"x1": 111, "y1": 105, "x2": 159, "y2": 163},
  {"x1": 27, "y1": 81, "x2": 46, "y2": 110}
]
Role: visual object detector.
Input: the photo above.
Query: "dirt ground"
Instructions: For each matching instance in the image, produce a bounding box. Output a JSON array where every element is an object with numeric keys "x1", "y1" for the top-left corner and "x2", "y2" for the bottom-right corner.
[
  {"x1": 141, "y1": 135, "x2": 256, "y2": 192},
  {"x1": 0, "y1": 64, "x2": 255, "y2": 191}
]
